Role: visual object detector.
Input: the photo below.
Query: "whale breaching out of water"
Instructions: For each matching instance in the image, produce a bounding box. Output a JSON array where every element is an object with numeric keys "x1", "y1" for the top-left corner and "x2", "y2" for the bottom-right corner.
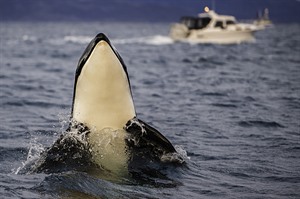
[{"x1": 32, "y1": 33, "x2": 184, "y2": 175}]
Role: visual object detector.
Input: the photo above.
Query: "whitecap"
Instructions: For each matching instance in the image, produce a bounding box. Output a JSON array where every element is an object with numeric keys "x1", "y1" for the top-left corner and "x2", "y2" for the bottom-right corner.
[
  {"x1": 64, "y1": 35, "x2": 92, "y2": 44},
  {"x1": 21, "y1": 34, "x2": 37, "y2": 42},
  {"x1": 113, "y1": 35, "x2": 173, "y2": 45}
]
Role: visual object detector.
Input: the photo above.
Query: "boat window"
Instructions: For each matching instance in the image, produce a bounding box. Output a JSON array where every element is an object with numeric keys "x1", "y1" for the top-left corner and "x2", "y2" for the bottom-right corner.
[
  {"x1": 180, "y1": 17, "x2": 197, "y2": 29},
  {"x1": 180, "y1": 17, "x2": 211, "y2": 30},
  {"x1": 226, "y1": 20, "x2": 235, "y2": 25},
  {"x1": 197, "y1": 17, "x2": 211, "y2": 29},
  {"x1": 215, "y1": 21, "x2": 224, "y2": 28}
]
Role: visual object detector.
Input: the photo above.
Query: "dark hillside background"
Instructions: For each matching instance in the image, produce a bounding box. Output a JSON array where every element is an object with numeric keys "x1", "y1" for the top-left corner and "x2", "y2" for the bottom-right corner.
[{"x1": 0, "y1": 0, "x2": 299, "y2": 23}]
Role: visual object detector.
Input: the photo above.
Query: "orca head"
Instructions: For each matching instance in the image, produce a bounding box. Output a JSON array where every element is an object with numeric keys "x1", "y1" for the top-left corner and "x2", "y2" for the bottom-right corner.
[{"x1": 71, "y1": 33, "x2": 136, "y2": 130}]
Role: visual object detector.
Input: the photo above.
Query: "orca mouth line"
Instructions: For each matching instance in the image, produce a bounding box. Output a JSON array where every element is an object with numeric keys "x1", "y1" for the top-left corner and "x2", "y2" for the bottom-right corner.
[{"x1": 76, "y1": 33, "x2": 127, "y2": 79}]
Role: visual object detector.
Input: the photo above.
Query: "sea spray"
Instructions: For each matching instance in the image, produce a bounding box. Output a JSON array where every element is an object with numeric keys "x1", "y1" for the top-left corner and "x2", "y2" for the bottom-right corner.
[{"x1": 14, "y1": 136, "x2": 45, "y2": 174}]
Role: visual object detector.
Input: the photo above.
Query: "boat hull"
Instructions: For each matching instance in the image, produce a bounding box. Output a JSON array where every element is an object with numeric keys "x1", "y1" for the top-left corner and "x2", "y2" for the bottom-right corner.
[
  {"x1": 170, "y1": 24, "x2": 256, "y2": 44},
  {"x1": 188, "y1": 29, "x2": 255, "y2": 44}
]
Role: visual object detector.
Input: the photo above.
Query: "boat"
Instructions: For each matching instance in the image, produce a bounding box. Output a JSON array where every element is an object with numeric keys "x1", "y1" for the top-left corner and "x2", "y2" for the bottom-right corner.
[
  {"x1": 253, "y1": 8, "x2": 273, "y2": 29},
  {"x1": 169, "y1": 7, "x2": 259, "y2": 44}
]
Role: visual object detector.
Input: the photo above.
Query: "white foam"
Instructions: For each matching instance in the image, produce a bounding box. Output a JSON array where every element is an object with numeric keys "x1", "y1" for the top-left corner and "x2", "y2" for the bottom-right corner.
[
  {"x1": 113, "y1": 35, "x2": 174, "y2": 45},
  {"x1": 21, "y1": 34, "x2": 37, "y2": 42},
  {"x1": 145, "y1": 35, "x2": 174, "y2": 45},
  {"x1": 45, "y1": 35, "x2": 174, "y2": 46},
  {"x1": 64, "y1": 35, "x2": 92, "y2": 44}
]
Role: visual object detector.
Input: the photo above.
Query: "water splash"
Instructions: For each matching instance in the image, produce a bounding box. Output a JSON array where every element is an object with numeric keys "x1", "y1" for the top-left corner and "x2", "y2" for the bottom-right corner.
[
  {"x1": 15, "y1": 115, "x2": 188, "y2": 177},
  {"x1": 88, "y1": 128, "x2": 129, "y2": 175},
  {"x1": 14, "y1": 137, "x2": 45, "y2": 174},
  {"x1": 161, "y1": 145, "x2": 190, "y2": 164}
]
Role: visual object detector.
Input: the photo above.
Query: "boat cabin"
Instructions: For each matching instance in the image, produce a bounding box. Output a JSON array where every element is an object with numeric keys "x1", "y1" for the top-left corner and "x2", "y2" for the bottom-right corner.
[{"x1": 180, "y1": 10, "x2": 237, "y2": 30}]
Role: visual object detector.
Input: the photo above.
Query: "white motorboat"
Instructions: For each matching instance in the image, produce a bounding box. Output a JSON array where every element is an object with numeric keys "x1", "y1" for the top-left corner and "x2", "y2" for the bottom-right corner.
[{"x1": 169, "y1": 7, "x2": 259, "y2": 44}]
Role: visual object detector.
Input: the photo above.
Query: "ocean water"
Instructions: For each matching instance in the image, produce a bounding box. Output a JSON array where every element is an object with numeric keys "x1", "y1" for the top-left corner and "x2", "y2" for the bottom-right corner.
[{"x1": 0, "y1": 21, "x2": 300, "y2": 199}]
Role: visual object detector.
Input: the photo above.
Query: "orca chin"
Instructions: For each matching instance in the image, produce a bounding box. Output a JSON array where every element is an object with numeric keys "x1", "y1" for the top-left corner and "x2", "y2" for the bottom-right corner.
[{"x1": 31, "y1": 33, "x2": 184, "y2": 175}]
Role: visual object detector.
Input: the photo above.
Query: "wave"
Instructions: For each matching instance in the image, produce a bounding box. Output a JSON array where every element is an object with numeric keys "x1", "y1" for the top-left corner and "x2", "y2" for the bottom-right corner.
[
  {"x1": 63, "y1": 35, "x2": 92, "y2": 44},
  {"x1": 61, "y1": 35, "x2": 174, "y2": 45},
  {"x1": 113, "y1": 35, "x2": 174, "y2": 45},
  {"x1": 35, "y1": 171, "x2": 164, "y2": 198},
  {"x1": 19, "y1": 34, "x2": 174, "y2": 46},
  {"x1": 238, "y1": 120, "x2": 285, "y2": 128}
]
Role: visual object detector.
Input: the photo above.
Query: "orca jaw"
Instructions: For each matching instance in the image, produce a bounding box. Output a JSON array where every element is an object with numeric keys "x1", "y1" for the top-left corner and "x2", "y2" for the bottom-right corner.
[
  {"x1": 71, "y1": 33, "x2": 136, "y2": 130},
  {"x1": 75, "y1": 33, "x2": 130, "y2": 84}
]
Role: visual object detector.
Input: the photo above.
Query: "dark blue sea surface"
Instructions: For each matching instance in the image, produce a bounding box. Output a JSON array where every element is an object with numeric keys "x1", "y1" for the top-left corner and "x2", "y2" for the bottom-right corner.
[{"x1": 0, "y1": 22, "x2": 300, "y2": 198}]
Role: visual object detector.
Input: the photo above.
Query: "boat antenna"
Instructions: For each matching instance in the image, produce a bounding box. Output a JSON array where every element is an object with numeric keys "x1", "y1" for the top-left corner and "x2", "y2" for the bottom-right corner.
[{"x1": 212, "y1": 0, "x2": 216, "y2": 11}]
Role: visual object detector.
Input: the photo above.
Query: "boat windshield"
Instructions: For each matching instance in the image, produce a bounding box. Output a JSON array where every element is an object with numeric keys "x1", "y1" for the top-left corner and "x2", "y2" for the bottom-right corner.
[
  {"x1": 226, "y1": 20, "x2": 235, "y2": 25},
  {"x1": 198, "y1": 17, "x2": 211, "y2": 28},
  {"x1": 180, "y1": 17, "x2": 211, "y2": 29}
]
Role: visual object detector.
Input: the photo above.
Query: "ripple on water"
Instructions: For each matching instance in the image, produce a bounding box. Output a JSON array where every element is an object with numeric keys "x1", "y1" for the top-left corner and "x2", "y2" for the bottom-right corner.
[{"x1": 238, "y1": 120, "x2": 285, "y2": 128}]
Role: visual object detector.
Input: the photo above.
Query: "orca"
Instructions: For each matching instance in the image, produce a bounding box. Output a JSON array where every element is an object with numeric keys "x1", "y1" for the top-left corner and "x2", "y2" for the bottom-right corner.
[{"x1": 32, "y1": 33, "x2": 182, "y2": 175}]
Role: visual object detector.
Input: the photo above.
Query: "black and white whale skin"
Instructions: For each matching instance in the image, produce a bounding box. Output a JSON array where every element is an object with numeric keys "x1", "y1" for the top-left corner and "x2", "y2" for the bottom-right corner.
[{"x1": 32, "y1": 33, "x2": 183, "y2": 175}]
